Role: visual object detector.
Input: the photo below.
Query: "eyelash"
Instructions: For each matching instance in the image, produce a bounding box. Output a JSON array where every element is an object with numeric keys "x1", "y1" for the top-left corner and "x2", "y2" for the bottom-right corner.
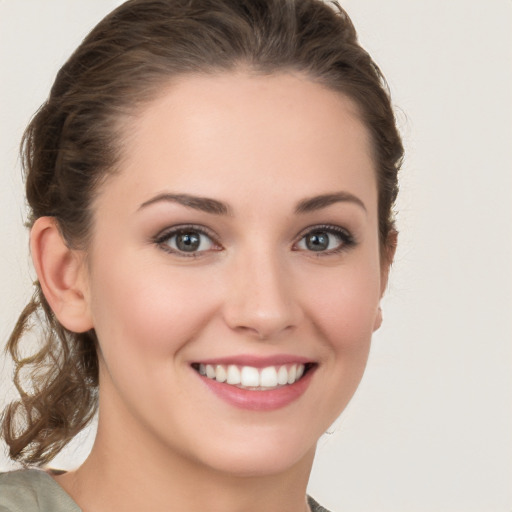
[
  {"x1": 153, "y1": 224, "x2": 221, "y2": 258},
  {"x1": 153, "y1": 223, "x2": 356, "y2": 257},
  {"x1": 293, "y1": 224, "x2": 356, "y2": 256}
]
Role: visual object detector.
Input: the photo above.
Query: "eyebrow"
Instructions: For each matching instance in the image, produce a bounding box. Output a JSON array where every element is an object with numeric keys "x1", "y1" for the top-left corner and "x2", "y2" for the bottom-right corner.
[
  {"x1": 138, "y1": 193, "x2": 231, "y2": 215},
  {"x1": 138, "y1": 190, "x2": 366, "y2": 216},
  {"x1": 295, "y1": 192, "x2": 367, "y2": 214}
]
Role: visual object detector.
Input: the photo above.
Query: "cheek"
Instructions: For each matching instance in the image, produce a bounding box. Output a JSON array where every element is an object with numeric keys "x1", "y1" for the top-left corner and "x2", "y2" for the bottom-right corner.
[
  {"x1": 88, "y1": 258, "x2": 220, "y2": 361},
  {"x1": 298, "y1": 260, "x2": 381, "y2": 417},
  {"x1": 298, "y1": 260, "x2": 382, "y2": 351}
]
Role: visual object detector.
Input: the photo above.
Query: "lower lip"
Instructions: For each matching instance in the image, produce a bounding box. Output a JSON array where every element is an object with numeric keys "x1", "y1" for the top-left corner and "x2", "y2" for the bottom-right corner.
[{"x1": 197, "y1": 367, "x2": 315, "y2": 411}]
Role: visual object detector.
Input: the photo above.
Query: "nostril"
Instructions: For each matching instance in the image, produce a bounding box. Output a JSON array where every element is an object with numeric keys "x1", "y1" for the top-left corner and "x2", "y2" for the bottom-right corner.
[{"x1": 231, "y1": 322, "x2": 296, "y2": 341}]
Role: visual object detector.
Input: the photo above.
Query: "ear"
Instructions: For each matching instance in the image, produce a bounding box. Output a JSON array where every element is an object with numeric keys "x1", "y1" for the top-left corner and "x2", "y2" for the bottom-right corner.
[
  {"x1": 30, "y1": 217, "x2": 93, "y2": 333},
  {"x1": 380, "y1": 229, "x2": 398, "y2": 295},
  {"x1": 373, "y1": 229, "x2": 398, "y2": 332}
]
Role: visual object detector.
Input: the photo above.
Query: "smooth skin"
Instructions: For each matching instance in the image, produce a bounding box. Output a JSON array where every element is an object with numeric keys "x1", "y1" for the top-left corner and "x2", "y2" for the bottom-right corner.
[{"x1": 32, "y1": 71, "x2": 392, "y2": 512}]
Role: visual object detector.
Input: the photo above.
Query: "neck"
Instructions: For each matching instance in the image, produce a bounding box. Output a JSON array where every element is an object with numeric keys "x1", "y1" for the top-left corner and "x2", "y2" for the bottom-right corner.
[{"x1": 56, "y1": 403, "x2": 315, "y2": 512}]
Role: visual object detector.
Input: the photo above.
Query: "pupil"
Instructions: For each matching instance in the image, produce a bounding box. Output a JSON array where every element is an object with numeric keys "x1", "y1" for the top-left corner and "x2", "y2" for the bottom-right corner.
[
  {"x1": 176, "y1": 232, "x2": 200, "y2": 252},
  {"x1": 306, "y1": 232, "x2": 328, "y2": 251}
]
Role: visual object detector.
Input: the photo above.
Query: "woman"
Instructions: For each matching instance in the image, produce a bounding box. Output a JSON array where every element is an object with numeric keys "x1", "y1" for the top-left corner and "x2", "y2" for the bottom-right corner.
[{"x1": 0, "y1": 0, "x2": 403, "y2": 510}]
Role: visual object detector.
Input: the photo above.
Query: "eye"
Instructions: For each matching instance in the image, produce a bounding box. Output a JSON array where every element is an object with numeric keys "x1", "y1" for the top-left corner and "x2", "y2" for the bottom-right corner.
[
  {"x1": 155, "y1": 226, "x2": 220, "y2": 256},
  {"x1": 295, "y1": 226, "x2": 355, "y2": 254}
]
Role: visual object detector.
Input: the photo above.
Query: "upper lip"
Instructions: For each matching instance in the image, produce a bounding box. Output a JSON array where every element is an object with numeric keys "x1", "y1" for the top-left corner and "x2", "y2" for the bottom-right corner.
[{"x1": 191, "y1": 354, "x2": 313, "y2": 368}]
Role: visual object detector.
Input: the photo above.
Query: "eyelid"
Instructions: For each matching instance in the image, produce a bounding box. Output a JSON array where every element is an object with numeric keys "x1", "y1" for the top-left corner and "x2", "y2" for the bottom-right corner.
[
  {"x1": 292, "y1": 224, "x2": 356, "y2": 254},
  {"x1": 152, "y1": 223, "x2": 355, "y2": 257},
  {"x1": 153, "y1": 223, "x2": 222, "y2": 256}
]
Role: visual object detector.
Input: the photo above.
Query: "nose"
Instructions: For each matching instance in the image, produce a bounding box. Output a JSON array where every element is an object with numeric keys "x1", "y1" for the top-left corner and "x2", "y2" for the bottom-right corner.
[{"x1": 222, "y1": 248, "x2": 303, "y2": 340}]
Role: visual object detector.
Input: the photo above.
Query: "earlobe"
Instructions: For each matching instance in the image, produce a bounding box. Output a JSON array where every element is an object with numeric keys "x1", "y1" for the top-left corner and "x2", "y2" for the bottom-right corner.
[
  {"x1": 374, "y1": 230, "x2": 398, "y2": 332},
  {"x1": 373, "y1": 305, "x2": 383, "y2": 332},
  {"x1": 30, "y1": 217, "x2": 93, "y2": 333}
]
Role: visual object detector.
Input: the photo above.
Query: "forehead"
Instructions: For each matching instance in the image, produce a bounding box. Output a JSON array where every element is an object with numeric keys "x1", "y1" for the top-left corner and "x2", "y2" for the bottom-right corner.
[{"x1": 98, "y1": 71, "x2": 377, "y2": 216}]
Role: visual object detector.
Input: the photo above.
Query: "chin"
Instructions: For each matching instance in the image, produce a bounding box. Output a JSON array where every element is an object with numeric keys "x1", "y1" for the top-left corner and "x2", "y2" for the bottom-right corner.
[
  {"x1": 182, "y1": 424, "x2": 319, "y2": 478},
  {"x1": 203, "y1": 444, "x2": 315, "y2": 479}
]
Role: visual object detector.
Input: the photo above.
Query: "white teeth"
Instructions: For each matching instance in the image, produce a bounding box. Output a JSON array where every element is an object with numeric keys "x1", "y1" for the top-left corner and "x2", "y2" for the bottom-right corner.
[
  {"x1": 205, "y1": 364, "x2": 215, "y2": 379},
  {"x1": 277, "y1": 365, "x2": 288, "y2": 385},
  {"x1": 287, "y1": 364, "x2": 297, "y2": 384},
  {"x1": 260, "y1": 366, "x2": 278, "y2": 387},
  {"x1": 197, "y1": 363, "x2": 307, "y2": 389},
  {"x1": 227, "y1": 365, "x2": 241, "y2": 385},
  {"x1": 241, "y1": 366, "x2": 260, "y2": 387},
  {"x1": 215, "y1": 365, "x2": 227, "y2": 383}
]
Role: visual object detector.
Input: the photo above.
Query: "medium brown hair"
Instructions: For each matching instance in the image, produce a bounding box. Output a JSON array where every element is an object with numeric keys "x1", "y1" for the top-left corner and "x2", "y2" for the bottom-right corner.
[{"x1": 2, "y1": 0, "x2": 403, "y2": 466}]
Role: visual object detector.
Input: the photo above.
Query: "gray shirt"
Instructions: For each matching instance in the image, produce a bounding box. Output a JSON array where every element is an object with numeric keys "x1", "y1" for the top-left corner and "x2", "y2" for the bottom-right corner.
[{"x1": 0, "y1": 470, "x2": 81, "y2": 512}]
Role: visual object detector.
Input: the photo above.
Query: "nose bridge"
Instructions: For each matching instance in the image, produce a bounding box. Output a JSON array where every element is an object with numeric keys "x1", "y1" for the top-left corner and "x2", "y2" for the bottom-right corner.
[{"x1": 223, "y1": 241, "x2": 300, "y2": 339}]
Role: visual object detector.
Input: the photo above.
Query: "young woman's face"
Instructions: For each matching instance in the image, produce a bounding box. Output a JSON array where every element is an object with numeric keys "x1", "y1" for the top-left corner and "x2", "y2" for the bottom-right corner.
[{"x1": 83, "y1": 72, "x2": 387, "y2": 476}]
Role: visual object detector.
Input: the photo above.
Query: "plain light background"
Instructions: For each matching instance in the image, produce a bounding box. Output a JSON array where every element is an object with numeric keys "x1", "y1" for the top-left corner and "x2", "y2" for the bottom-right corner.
[{"x1": 1, "y1": 1, "x2": 511, "y2": 511}]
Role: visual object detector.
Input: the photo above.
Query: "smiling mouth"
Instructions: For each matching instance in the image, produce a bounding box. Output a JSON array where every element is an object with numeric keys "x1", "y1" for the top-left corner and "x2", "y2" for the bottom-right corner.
[{"x1": 191, "y1": 362, "x2": 315, "y2": 390}]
